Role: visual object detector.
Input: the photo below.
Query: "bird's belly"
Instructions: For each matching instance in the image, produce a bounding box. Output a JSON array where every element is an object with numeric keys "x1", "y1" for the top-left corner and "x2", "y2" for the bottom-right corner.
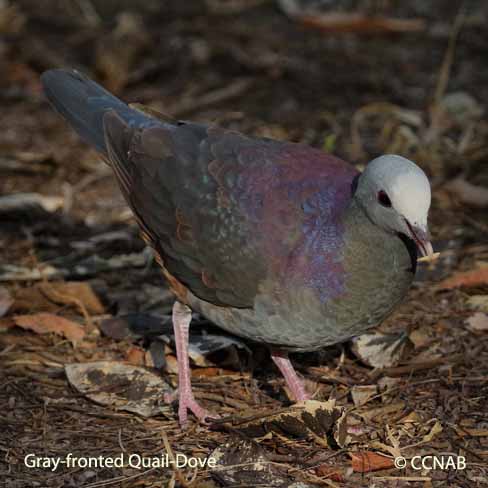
[
  {"x1": 189, "y1": 234, "x2": 414, "y2": 351},
  {"x1": 189, "y1": 270, "x2": 412, "y2": 351}
]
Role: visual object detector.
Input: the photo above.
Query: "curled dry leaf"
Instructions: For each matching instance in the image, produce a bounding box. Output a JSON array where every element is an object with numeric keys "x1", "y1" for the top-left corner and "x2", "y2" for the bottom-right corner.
[
  {"x1": 13, "y1": 312, "x2": 85, "y2": 346},
  {"x1": 65, "y1": 361, "x2": 173, "y2": 417},
  {"x1": 438, "y1": 268, "x2": 488, "y2": 290},
  {"x1": 350, "y1": 451, "x2": 394, "y2": 473}
]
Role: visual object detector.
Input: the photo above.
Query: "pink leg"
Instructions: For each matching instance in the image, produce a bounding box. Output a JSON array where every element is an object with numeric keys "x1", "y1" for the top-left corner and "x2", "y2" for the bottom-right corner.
[
  {"x1": 271, "y1": 351, "x2": 311, "y2": 401},
  {"x1": 168, "y1": 301, "x2": 219, "y2": 427}
]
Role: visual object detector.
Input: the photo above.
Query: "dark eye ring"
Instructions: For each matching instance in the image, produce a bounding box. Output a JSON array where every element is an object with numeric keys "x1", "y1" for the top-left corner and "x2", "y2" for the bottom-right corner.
[{"x1": 378, "y1": 190, "x2": 392, "y2": 207}]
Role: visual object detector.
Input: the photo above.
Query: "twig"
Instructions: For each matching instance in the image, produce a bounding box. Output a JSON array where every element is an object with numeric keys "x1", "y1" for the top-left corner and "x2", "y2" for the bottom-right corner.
[
  {"x1": 169, "y1": 78, "x2": 256, "y2": 118},
  {"x1": 369, "y1": 354, "x2": 464, "y2": 380}
]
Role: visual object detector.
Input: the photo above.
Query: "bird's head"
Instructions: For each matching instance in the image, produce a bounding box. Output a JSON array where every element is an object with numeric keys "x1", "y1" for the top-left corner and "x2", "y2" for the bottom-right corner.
[{"x1": 354, "y1": 154, "x2": 434, "y2": 259}]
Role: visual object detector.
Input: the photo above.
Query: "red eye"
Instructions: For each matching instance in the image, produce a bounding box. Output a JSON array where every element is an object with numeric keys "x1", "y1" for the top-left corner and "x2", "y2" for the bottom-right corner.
[{"x1": 378, "y1": 190, "x2": 392, "y2": 207}]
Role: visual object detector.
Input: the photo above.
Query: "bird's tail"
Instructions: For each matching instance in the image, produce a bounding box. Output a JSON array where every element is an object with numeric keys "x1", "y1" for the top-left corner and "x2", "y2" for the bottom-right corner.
[{"x1": 41, "y1": 69, "x2": 150, "y2": 156}]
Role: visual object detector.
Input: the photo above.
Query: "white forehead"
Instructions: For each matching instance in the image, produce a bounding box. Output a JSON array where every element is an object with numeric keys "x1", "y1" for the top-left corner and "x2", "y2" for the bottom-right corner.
[{"x1": 365, "y1": 155, "x2": 431, "y2": 224}]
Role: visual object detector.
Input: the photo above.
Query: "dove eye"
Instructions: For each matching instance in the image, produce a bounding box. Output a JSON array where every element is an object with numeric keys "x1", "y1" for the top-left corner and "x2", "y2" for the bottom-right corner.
[{"x1": 377, "y1": 190, "x2": 392, "y2": 207}]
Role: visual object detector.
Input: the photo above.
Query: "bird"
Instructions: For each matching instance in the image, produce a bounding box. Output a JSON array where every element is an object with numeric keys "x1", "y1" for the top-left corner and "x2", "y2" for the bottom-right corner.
[{"x1": 41, "y1": 69, "x2": 434, "y2": 427}]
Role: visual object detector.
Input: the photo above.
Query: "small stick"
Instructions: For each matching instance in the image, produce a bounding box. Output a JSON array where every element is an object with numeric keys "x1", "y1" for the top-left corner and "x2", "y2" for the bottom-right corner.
[{"x1": 417, "y1": 252, "x2": 440, "y2": 263}]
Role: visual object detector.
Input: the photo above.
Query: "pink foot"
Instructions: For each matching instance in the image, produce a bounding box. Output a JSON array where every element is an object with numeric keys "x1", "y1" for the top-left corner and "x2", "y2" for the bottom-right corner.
[
  {"x1": 169, "y1": 301, "x2": 219, "y2": 427},
  {"x1": 178, "y1": 391, "x2": 219, "y2": 427},
  {"x1": 271, "y1": 350, "x2": 311, "y2": 401},
  {"x1": 164, "y1": 389, "x2": 219, "y2": 427}
]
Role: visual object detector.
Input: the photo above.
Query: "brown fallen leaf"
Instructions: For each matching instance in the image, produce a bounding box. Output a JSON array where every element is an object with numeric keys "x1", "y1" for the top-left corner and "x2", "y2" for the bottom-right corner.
[
  {"x1": 350, "y1": 451, "x2": 394, "y2": 473},
  {"x1": 0, "y1": 286, "x2": 13, "y2": 318},
  {"x1": 39, "y1": 282, "x2": 104, "y2": 315},
  {"x1": 314, "y1": 464, "x2": 344, "y2": 482},
  {"x1": 13, "y1": 312, "x2": 85, "y2": 346},
  {"x1": 438, "y1": 268, "x2": 488, "y2": 289},
  {"x1": 12, "y1": 281, "x2": 104, "y2": 315},
  {"x1": 445, "y1": 178, "x2": 488, "y2": 208},
  {"x1": 466, "y1": 312, "x2": 488, "y2": 332}
]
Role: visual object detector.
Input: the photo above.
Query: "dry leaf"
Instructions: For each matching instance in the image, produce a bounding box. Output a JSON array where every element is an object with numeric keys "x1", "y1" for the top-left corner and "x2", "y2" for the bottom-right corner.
[
  {"x1": 65, "y1": 361, "x2": 172, "y2": 417},
  {"x1": 314, "y1": 465, "x2": 344, "y2": 481},
  {"x1": 351, "y1": 385, "x2": 377, "y2": 406},
  {"x1": 422, "y1": 420, "x2": 443, "y2": 443},
  {"x1": 234, "y1": 399, "x2": 349, "y2": 448},
  {"x1": 39, "y1": 282, "x2": 104, "y2": 315},
  {"x1": 400, "y1": 411, "x2": 420, "y2": 424},
  {"x1": 13, "y1": 312, "x2": 85, "y2": 345},
  {"x1": 351, "y1": 332, "x2": 407, "y2": 368},
  {"x1": 12, "y1": 282, "x2": 104, "y2": 315},
  {"x1": 126, "y1": 346, "x2": 146, "y2": 366},
  {"x1": 438, "y1": 268, "x2": 488, "y2": 289},
  {"x1": 210, "y1": 439, "x2": 316, "y2": 487},
  {"x1": 466, "y1": 312, "x2": 488, "y2": 332},
  {"x1": 12, "y1": 286, "x2": 59, "y2": 313},
  {"x1": 350, "y1": 451, "x2": 394, "y2": 473},
  {"x1": 409, "y1": 328, "x2": 433, "y2": 349},
  {"x1": 0, "y1": 286, "x2": 13, "y2": 318}
]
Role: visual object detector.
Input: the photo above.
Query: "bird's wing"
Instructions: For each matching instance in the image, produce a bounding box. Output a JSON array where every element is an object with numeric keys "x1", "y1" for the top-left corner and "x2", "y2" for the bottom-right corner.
[
  {"x1": 41, "y1": 69, "x2": 358, "y2": 309},
  {"x1": 103, "y1": 111, "x2": 358, "y2": 308}
]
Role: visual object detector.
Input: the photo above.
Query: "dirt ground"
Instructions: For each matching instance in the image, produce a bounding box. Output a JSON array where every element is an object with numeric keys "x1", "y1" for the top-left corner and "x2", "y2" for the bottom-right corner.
[{"x1": 1, "y1": 1, "x2": 487, "y2": 487}]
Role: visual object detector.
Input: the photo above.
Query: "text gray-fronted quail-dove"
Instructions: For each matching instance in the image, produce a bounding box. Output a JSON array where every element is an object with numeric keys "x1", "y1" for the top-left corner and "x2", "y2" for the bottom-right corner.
[{"x1": 41, "y1": 69, "x2": 434, "y2": 427}]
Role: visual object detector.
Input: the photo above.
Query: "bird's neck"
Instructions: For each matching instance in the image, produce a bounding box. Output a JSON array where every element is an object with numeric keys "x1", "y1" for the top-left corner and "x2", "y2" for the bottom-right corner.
[
  {"x1": 342, "y1": 197, "x2": 382, "y2": 240},
  {"x1": 341, "y1": 196, "x2": 417, "y2": 274}
]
